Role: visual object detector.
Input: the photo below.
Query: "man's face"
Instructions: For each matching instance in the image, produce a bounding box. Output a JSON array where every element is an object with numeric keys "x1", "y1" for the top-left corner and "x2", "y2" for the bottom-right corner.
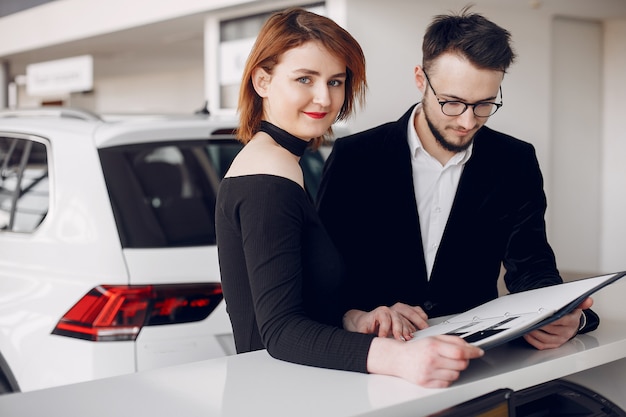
[{"x1": 421, "y1": 53, "x2": 504, "y2": 153}]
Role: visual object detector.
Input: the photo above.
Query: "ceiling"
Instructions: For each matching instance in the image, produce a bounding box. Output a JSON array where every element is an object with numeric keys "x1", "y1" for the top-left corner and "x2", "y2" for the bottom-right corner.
[{"x1": 5, "y1": 13, "x2": 208, "y2": 79}]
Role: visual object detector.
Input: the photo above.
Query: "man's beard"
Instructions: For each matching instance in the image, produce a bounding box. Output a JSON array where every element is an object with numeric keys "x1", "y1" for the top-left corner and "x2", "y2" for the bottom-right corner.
[{"x1": 424, "y1": 110, "x2": 475, "y2": 153}]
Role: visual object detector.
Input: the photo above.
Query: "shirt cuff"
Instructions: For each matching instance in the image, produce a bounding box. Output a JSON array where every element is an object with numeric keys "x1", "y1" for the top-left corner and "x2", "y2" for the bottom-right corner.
[{"x1": 578, "y1": 310, "x2": 587, "y2": 332}]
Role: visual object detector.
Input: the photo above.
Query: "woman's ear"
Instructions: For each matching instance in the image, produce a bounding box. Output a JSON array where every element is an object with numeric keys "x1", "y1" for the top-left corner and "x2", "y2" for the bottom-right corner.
[{"x1": 252, "y1": 67, "x2": 270, "y2": 97}]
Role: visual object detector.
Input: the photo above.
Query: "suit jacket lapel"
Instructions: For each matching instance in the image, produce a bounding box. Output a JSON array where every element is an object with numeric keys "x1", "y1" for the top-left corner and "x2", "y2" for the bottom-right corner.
[{"x1": 381, "y1": 105, "x2": 428, "y2": 279}]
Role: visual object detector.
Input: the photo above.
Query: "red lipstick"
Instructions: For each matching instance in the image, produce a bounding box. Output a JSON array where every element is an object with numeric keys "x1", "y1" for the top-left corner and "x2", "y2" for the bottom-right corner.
[{"x1": 305, "y1": 112, "x2": 327, "y2": 119}]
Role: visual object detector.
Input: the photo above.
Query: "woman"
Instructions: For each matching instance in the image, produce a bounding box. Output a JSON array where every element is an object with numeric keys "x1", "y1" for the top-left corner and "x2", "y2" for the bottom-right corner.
[{"x1": 215, "y1": 7, "x2": 483, "y2": 388}]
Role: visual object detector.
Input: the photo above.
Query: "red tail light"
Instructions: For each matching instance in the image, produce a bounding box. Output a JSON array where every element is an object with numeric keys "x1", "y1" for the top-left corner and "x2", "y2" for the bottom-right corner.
[{"x1": 52, "y1": 283, "x2": 223, "y2": 342}]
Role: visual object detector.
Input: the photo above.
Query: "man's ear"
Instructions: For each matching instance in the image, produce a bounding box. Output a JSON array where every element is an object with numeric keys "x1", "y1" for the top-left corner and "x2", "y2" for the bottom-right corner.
[
  {"x1": 252, "y1": 67, "x2": 270, "y2": 97},
  {"x1": 414, "y1": 66, "x2": 427, "y2": 94}
]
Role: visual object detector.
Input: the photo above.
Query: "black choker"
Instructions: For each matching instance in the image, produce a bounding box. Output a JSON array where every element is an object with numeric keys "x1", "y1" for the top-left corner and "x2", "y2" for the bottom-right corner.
[{"x1": 259, "y1": 120, "x2": 309, "y2": 157}]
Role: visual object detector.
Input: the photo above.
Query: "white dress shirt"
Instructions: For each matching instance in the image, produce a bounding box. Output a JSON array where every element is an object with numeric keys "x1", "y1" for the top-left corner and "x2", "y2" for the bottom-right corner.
[{"x1": 407, "y1": 104, "x2": 473, "y2": 279}]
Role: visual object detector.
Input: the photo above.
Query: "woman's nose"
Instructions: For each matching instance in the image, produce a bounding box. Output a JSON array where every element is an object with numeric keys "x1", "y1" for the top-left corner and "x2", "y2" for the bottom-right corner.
[{"x1": 313, "y1": 86, "x2": 331, "y2": 106}]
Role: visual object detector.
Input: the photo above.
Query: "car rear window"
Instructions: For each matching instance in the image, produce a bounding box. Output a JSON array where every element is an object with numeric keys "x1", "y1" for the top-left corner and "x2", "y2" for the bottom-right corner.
[{"x1": 99, "y1": 139, "x2": 325, "y2": 249}]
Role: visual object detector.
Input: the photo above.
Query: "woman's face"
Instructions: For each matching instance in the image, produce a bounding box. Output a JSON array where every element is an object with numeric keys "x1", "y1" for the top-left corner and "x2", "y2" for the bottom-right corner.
[{"x1": 254, "y1": 41, "x2": 347, "y2": 140}]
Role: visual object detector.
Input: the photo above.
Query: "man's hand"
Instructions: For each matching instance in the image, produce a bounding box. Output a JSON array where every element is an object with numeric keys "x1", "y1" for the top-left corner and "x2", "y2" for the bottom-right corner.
[
  {"x1": 343, "y1": 303, "x2": 429, "y2": 341},
  {"x1": 523, "y1": 297, "x2": 594, "y2": 350}
]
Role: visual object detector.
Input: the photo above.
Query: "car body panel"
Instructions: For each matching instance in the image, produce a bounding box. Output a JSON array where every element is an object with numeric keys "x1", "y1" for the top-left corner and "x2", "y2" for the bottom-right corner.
[
  {"x1": 93, "y1": 117, "x2": 230, "y2": 148},
  {"x1": 134, "y1": 302, "x2": 234, "y2": 371},
  {"x1": 121, "y1": 247, "x2": 221, "y2": 285},
  {"x1": 124, "y1": 247, "x2": 235, "y2": 368}
]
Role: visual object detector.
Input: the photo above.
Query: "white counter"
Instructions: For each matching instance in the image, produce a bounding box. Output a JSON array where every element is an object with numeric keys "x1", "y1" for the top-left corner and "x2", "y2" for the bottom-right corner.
[{"x1": 1, "y1": 279, "x2": 625, "y2": 417}]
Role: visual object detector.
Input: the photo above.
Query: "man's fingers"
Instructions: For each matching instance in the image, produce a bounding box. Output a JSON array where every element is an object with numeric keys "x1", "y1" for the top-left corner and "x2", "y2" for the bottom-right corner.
[
  {"x1": 391, "y1": 303, "x2": 430, "y2": 329},
  {"x1": 578, "y1": 297, "x2": 593, "y2": 310}
]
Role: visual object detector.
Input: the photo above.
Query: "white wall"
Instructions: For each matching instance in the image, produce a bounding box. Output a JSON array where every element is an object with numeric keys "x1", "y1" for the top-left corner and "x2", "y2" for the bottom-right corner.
[
  {"x1": 13, "y1": 67, "x2": 205, "y2": 114},
  {"x1": 601, "y1": 19, "x2": 626, "y2": 273},
  {"x1": 550, "y1": 18, "x2": 602, "y2": 273},
  {"x1": 88, "y1": 67, "x2": 205, "y2": 114}
]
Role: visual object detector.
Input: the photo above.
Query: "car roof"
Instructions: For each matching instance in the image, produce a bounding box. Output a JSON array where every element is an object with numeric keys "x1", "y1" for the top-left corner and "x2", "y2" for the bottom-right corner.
[
  {"x1": 93, "y1": 115, "x2": 237, "y2": 148},
  {"x1": 0, "y1": 108, "x2": 239, "y2": 148}
]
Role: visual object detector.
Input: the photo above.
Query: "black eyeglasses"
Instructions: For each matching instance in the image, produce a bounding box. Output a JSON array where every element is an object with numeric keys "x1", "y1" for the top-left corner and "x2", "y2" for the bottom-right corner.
[{"x1": 423, "y1": 70, "x2": 503, "y2": 118}]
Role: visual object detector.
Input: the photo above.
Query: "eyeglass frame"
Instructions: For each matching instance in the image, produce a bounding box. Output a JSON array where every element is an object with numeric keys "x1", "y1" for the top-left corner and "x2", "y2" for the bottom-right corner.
[{"x1": 422, "y1": 70, "x2": 503, "y2": 118}]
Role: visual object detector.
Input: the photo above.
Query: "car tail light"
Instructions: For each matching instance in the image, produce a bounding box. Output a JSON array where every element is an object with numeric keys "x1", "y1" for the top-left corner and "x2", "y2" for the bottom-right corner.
[{"x1": 52, "y1": 283, "x2": 223, "y2": 342}]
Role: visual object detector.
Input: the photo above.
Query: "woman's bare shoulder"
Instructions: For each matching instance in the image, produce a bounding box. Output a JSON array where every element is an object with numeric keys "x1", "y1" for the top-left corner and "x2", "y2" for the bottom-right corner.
[{"x1": 225, "y1": 139, "x2": 304, "y2": 187}]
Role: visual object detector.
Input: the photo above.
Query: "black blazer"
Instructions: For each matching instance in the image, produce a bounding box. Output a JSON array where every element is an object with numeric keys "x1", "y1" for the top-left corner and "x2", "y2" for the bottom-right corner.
[{"x1": 317, "y1": 105, "x2": 564, "y2": 318}]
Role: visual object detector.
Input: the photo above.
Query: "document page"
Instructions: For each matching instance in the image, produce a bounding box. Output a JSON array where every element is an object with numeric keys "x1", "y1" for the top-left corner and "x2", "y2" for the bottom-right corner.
[{"x1": 410, "y1": 271, "x2": 626, "y2": 349}]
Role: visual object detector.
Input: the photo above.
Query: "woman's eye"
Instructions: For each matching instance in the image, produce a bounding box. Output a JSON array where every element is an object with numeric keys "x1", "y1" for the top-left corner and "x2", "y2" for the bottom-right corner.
[
  {"x1": 297, "y1": 77, "x2": 311, "y2": 84},
  {"x1": 328, "y1": 79, "x2": 344, "y2": 87}
]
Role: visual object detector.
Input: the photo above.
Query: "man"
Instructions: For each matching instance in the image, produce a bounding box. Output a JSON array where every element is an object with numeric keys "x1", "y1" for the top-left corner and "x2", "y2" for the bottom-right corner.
[{"x1": 317, "y1": 8, "x2": 598, "y2": 350}]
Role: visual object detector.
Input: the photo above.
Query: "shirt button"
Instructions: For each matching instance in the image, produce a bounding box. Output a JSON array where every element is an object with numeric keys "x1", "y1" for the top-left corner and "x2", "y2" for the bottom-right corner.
[{"x1": 423, "y1": 301, "x2": 434, "y2": 311}]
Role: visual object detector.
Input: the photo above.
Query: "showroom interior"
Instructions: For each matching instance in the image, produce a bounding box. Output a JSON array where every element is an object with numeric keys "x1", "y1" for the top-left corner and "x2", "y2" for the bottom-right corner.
[{"x1": 1, "y1": 0, "x2": 626, "y2": 415}]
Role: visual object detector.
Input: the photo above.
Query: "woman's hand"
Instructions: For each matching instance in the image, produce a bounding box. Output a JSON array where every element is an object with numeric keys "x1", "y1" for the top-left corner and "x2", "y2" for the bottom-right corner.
[
  {"x1": 367, "y1": 335, "x2": 484, "y2": 388},
  {"x1": 343, "y1": 303, "x2": 429, "y2": 341}
]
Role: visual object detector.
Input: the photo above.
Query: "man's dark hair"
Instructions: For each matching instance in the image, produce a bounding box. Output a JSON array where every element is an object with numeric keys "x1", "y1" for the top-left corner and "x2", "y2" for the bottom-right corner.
[{"x1": 422, "y1": 5, "x2": 516, "y2": 73}]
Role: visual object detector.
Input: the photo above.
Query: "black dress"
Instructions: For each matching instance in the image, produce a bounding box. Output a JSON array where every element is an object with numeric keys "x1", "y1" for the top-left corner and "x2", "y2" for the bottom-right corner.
[{"x1": 215, "y1": 174, "x2": 374, "y2": 372}]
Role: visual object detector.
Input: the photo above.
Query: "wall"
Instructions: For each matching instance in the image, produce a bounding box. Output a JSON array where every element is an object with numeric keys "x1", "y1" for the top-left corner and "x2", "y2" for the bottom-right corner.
[
  {"x1": 88, "y1": 67, "x2": 205, "y2": 114},
  {"x1": 550, "y1": 18, "x2": 602, "y2": 273},
  {"x1": 13, "y1": 67, "x2": 206, "y2": 114},
  {"x1": 601, "y1": 19, "x2": 626, "y2": 273}
]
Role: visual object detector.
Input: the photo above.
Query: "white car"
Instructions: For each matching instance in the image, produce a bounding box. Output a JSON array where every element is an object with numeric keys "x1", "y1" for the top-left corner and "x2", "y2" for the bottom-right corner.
[{"x1": 0, "y1": 108, "x2": 326, "y2": 394}]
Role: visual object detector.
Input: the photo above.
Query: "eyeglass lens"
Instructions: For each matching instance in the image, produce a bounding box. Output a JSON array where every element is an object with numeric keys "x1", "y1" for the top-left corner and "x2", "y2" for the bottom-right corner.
[{"x1": 442, "y1": 102, "x2": 499, "y2": 117}]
